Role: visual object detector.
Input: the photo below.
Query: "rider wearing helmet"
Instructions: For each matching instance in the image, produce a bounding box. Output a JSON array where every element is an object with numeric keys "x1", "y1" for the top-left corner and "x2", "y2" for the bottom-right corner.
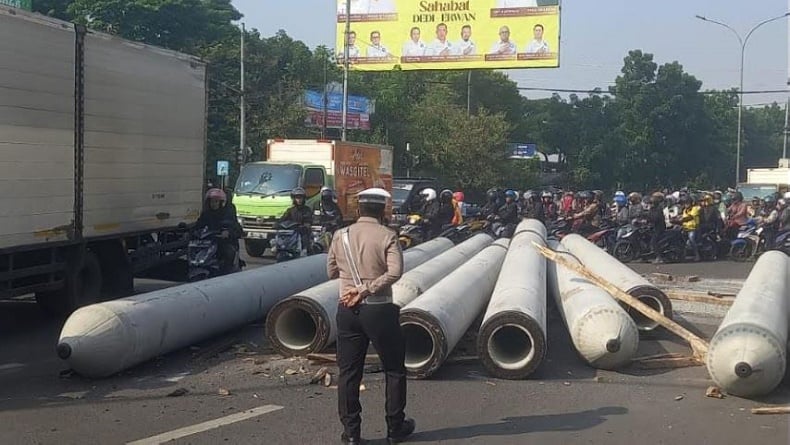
[
  {"x1": 312, "y1": 187, "x2": 343, "y2": 231},
  {"x1": 481, "y1": 188, "x2": 502, "y2": 219},
  {"x1": 280, "y1": 187, "x2": 314, "y2": 253},
  {"x1": 453, "y1": 191, "x2": 466, "y2": 219},
  {"x1": 520, "y1": 190, "x2": 543, "y2": 221},
  {"x1": 572, "y1": 191, "x2": 599, "y2": 234},
  {"x1": 541, "y1": 191, "x2": 558, "y2": 221},
  {"x1": 195, "y1": 188, "x2": 243, "y2": 271},
  {"x1": 677, "y1": 195, "x2": 702, "y2": 262},
  {"x1": 755, "y1": 195, "x2": 781, "y2": 249},
  {"x1": 421, "y1": 188, "x2": 454, "y2": 238},
  {"x1": 647, "y1": 192, "x2": 667, "y2": 263},
  {"x1": 617, "y1": 192, "x2": 643, "y2": 225},
  {"x1": 492, "y1": 190, "x2": 520, "y2": 236},
  {"x1": 725, "y1": 191, "x2": 748, "y2": 239},
  {"x1": 699, "y1": 193, "x2": 722, "y2": 233}
]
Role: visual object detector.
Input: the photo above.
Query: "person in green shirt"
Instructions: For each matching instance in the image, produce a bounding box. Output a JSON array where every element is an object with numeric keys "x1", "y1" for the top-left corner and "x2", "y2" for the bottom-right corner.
[{"x1": 677, "y1": 195, "x2": 701, "y2": 262}]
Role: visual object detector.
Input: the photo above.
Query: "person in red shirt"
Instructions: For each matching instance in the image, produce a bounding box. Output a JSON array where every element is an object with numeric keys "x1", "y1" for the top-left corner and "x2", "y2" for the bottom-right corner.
[{"x1": 725, "y1": 191, "x2": 749, "y2": 239}]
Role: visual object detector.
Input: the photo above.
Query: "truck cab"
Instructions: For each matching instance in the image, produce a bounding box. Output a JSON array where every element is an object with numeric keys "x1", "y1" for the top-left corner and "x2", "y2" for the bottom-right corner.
[{"x1": 234, "y1": 162, "x2": 328, "y2": 257}]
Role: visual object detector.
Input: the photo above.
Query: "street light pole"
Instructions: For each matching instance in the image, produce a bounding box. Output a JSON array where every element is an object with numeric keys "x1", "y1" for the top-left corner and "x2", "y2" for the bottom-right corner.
[
  {"x1": 341, "y1": 0, "x2": 351, "y2": 141},
  {"x1": 695, "y1": 12, "x2": 790, "y2": 186}
]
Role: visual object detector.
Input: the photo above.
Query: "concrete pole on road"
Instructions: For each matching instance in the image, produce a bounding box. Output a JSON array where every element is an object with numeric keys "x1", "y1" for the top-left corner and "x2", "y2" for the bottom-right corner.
[{"x1": 341, "y1": 0, "x2": 351, "y2": 141}]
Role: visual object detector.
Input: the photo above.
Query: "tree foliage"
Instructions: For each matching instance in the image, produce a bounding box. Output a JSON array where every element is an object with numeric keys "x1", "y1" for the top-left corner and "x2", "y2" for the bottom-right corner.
[{"x1": 32, "y1": 0, "x2": 787, "y2": 195}]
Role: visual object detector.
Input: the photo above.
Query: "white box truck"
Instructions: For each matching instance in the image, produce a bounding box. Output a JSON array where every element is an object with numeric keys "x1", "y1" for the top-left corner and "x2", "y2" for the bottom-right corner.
[{"x1": 0, "y1": 9, "x2": 206, "y2": 314}]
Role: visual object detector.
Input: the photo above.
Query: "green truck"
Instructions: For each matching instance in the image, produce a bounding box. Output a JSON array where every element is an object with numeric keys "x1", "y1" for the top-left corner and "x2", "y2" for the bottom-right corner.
[{"x1": 235, "y1": 139, "x2": 394, "y2": 257}]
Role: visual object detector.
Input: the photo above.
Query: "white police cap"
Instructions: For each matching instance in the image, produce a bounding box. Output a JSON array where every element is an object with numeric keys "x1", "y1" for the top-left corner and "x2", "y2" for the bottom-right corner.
[{"x1": 357, "y1": 187, "x2": 391, "y2": 204}]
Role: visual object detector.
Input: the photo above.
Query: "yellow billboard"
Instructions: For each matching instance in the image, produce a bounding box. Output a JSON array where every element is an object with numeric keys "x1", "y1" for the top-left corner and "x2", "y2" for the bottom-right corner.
[{"x1": 335, "y1": 0, "x2": 561, "y2": 71}]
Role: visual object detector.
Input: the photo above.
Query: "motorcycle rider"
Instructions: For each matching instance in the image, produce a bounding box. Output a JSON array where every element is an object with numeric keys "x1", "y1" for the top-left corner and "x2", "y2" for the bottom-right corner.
[
  {"x1": 726, "y1": 191, "x2": 749, "y2": 240},
  {"x1": 647, "y1": 192, "x2": 667, "y2": 264},
  {"x1": 491, "y1": 189, "x2": 520, "y2": 237},
  {"x1": 676, "y1": 195, "x2": 701, "y2": 262},
  {"x1": 756, "y1": 196, "x2": 780, "y2": 249},
  {"x1": 713, "y1": 191, "x2": 727, "y2": 222},
  {"x1": 541, "y1": 191, "x2": 558, "y2": 221},
  {"x1": 617, "y1": 192, "x2": 643, "y2": 226},
  {"x1": 560, "y1": 191, "x2": 575, "y2": 217},
  {"x1": 572, "y1": 191, "x2": 599, "y2": 234},
  {"x1": 453, "y1": 191, "x2": 466, "y2": 219},
  {"x1": 699, "y1": 193, "x2": 722, "y2": 234},
  {"x1": 422, "y1": 189, "x2": 455, "y2": 238},
  {"x1": 280, "y1": 187, "x2": 314, "y2": 255},
  {"x1": 521, "y1": 191, "x2": 544, "y2": 221},
  {"x1": 481, "y1": 188, "x2": 503, "y2": 219},
  {"x1": 611, "y1": 191, "x2": 627, "y2": 219},
  {"x1": 195, "y1": 188, "x2": 242, "y2": 272},
  {"x1": 312, "y1": 187, "x2": 344, "y2": 231}
]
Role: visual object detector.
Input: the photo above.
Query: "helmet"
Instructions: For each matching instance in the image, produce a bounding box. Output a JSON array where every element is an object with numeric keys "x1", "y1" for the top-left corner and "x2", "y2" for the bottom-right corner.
[
  {"x1": 713, "y1": 190, "x2": 723, "y2": 198},
  {"x1": 779, "y1": 199, "x2": 787, "y2": 208},
  {"x1": 702, "y1": 193, "x2": 714, "y2": 204},
  {"x1": 732, "y1": 191, "x2": 744, "y2": 202},
  {"x1": 421, "y1": 188, "x2": 437, "y2": 201},
  {"x1": 764, "y1": 195, "x2": 776, "y2": 205},
  {"x1": 614, "y1": 190, "x2": 626, "y2": 198},
  {"x1": 320, "y1": 187, "x2": 335, "y2": 200},
  {"x1": 723, "y1": 195, "x2": 733, "y2": 205},
  {"x1": 679, "y1": 195, "x2": 690, "y2": 204},
  {"x1": 505, "y1": 189, "x2": 517, "y2": 200},
  {"x1": 486, "y1": 188, "x2": 500, "y2": 203},
  {"x1": 614, "y1": 195, "x2": 627, "y2": 206},
  {"x1": 592, "y1": 190, "x2": 604, "y2": 200},
  {"x1": 650, "y1": 191, "x2": 665, "y2": 204},
  {"x1": 541, "y1": 191, "x2": 552, "y2": 199},
  {"x1": 439, "y1": 189, "x2": 453, "y2": 203},
  {"x1": 783, "y1": 191, "x2": 790, "y2": 200},
  {"x1": 523, "y1": 190, "x2": 538, "y2": 200},
  {"x1": 577, "y1": 191, "x2": 593, "y2": 201},
  {"x1": 205, "y1": 188, "x2": 226, "y2": 203},
  {"x1": 291, "y1": 187, "x2": 306, "y2": 201},
  {"x1": 628, "y1": 192, "x2": 641, "y2": 204},
  {"x1": 453, "y1": 191, "x2": 465, "y2": 202}
]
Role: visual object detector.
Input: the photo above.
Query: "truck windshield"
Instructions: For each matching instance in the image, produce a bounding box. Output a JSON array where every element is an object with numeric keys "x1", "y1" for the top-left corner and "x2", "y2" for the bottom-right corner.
[
  {"x1": 391, "y1": 182, "x2": 414, "y2": 206},
  {"x1": 737, "y1": 184, "x2": 777, "y2": 200},
  {"x1": 235, "y1": 164, "x2": 302, "y2": 196}
]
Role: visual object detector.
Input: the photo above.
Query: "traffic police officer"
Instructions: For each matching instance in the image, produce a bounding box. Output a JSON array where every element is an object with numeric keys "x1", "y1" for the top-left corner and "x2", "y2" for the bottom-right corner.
[{"x1": 327, "y1": 188, "x2": 415, "y2": 444}]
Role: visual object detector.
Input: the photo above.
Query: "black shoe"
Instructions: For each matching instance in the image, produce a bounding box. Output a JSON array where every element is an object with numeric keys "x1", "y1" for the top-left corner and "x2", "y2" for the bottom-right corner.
[
  {"x1": 341, "y1": 433, "x2": 362, "y2": 444},
  {"x1": 387, "y1": 418, "x2": 416, "y2": 444}
]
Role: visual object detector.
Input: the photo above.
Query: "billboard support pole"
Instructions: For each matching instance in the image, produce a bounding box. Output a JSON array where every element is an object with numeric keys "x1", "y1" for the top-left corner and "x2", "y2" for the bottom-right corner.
[
  {"x1": 467, "y1": 70, "x2": 472, "y2": 116},
  {"x1": 239, "y1": 23, "x2": 246, "y2": 169},
  {"x1": 406, "y1": 142, "x2": 411, "y2": 178},
  {"x1": 322, "y1": 58, "x2": 328, "y2": 139},
  {"x1": 341, "y1": 0, "x2": 351, "y2": 142}
]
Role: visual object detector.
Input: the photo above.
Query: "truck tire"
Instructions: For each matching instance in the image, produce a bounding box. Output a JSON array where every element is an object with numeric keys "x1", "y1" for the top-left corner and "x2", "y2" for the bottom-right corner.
[
  {"x1": 244, "y1": 239, "x2": 268, "y2": 257},
  {"x1": 36, "y1": 251, "x2": 103, "y2": 316}
]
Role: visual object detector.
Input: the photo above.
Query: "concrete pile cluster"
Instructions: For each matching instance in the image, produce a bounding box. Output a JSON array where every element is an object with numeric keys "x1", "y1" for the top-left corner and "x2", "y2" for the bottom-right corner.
[
  {"x1": 55, "y1": 219, "x2": 790, "y2": 399},
  {"x1": 57, "y1": 220, "x2": 669, "y2": 382}
]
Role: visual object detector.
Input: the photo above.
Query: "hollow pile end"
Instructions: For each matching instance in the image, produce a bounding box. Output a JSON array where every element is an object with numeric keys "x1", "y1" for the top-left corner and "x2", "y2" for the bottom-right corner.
[
  {"x1": 264, "y1": 297, "x2": 328, "y2": 356},
  {"x1": 399, "y1": 310, "x2": 447, "y2": 380},
  {"x1": 625, "y1": 285, "x2": 673, "y2": 332},
  {"x1": 477, "y1": 311, "x2": 546, "y2": 380}
]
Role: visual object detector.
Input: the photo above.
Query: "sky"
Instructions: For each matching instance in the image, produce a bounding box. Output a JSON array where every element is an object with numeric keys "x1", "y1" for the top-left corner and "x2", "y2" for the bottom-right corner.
[{"x1": 234, "y1": 0, "x2": 789, "y2": 107}]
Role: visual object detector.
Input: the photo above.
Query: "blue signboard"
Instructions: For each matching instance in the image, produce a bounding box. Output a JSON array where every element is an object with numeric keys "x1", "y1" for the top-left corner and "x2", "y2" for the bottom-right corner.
[
  {"x1": 216, "y1": 160, "x2": 230, "y2": 176},
  {"x1": 507, "y1": 143, "x2": 538, "y2": 159},
  {"x1": 304, "y1": 90, "x2": 372, "y2": 114}
]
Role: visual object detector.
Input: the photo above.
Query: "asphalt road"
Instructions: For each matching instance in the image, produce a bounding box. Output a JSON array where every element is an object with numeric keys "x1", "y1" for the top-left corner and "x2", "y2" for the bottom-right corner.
[{"x1": 1, "y1": 251, "x2": 788, "y2": 444}]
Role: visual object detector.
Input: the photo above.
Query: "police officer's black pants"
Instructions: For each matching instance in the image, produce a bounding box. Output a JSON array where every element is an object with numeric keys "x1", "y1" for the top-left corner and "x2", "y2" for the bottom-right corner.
[{"x1": 336, "y1": 302, "x2": 407, "y2": 439}]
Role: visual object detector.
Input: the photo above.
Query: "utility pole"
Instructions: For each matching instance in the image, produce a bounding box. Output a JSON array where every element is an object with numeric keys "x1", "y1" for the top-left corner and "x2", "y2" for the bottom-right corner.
[
  {"x1": 239, "y1": 23, "x2": 246, "y2": 167},
  {"x1": 406, "y1": 142, "x2": 411, "y2": 178},
  {"x1": 341, "y1": 0, "x2": 351, "y2": 141},
  {"x1": 784, "y1": 97, "x2": 789, "y2": 159},
  {"x1": 322, "y1": 58, "x2": 328, "y2": 139}
]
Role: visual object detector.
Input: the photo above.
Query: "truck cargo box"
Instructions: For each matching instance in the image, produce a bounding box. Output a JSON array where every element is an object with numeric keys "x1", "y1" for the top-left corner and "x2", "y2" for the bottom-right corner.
[{"x1": 0, "y1": 12, "x2": 76, "y2": 250}]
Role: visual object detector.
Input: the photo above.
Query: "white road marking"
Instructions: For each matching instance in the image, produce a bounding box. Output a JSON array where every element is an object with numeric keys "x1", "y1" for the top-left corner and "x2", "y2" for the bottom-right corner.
[
  {"x1": 126, "y1": 404, "x2": 284, "y2": 445},
  {"x1": 0, "y1": 363, "x2": 25, "y2": 371}
]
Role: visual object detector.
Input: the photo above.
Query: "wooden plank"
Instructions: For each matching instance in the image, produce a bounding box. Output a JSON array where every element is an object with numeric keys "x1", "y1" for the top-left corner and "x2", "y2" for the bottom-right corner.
[
  {"x1": 752, "y1": 406, "x2": 790, "y2": 415},
  {"x1": 664, "y1": 290, "x2": 734, "y2": 306}
]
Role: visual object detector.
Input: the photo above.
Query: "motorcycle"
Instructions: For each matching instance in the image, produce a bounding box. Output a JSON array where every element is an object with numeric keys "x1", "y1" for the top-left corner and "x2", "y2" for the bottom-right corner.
[
  {"x1": 729, "y1": 221, "x2": 765, "y2": 261},
  {"x1": 399, "y1": 214, "x2": 429, "y2": 249},
  {"x1": 587, "y1": 220, "x2": 619, "y2": 253},
  {"x1": 547, "y1": 217, "x2": 573, "y2": 240},
  {"x1": 309, "y1": 224, "x2": 336, "y2": 254},
  {"x1": 187, "y1": 226, "x2": 242, "y2": 281},
  {"x1": 272, "y1": 220, "x2": 309, "y2": 262},
  {"x1": 612, "y1": 224, "x2": 685, "y2": 263}
]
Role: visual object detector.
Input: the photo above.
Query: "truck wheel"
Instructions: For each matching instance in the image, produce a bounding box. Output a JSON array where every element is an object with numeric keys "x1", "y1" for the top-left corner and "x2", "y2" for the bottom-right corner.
[
  {"x1": 244, "y1": 240, "x2": 267, "y2": 257},
  {"x1": 36, "y1": 251, "x2": 103, "y2": 316}
]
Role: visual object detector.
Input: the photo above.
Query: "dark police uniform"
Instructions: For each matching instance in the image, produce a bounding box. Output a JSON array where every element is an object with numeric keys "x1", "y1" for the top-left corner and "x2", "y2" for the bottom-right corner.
[{"x1": 327, "y1": 188, "x2": 411, "y2": 444}]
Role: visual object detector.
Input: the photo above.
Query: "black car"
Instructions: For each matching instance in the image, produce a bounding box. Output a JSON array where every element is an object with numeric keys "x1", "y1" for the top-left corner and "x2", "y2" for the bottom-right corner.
[{"x1": 391, "y1": 177, "x2": 438, "y2": 226}]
